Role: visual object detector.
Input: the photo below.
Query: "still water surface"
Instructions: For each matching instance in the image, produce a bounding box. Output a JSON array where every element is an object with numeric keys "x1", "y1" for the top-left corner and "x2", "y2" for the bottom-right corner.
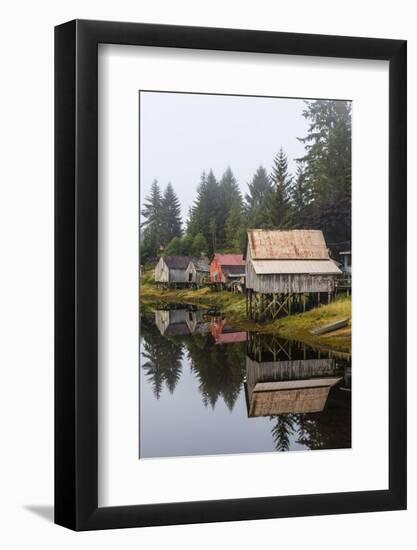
[{"x1": 140, "y1": 308, "x2": 351, "y2": 459}]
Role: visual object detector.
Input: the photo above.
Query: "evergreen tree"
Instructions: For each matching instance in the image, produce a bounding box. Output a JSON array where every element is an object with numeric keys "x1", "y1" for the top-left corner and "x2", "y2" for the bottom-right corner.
[
  {"x1": 298, "y1": 99, "x2": 351, "y2": 248},
  {"x1": 191, "y1": 233, "x2": 208, "y2": 257},
  {"x1": 188, "y1": 170, "x2": 220, "y2": 253},
  {"x1": 141, "y1": 179, "x2": 163, "y2": 262},
  {"x1": 164, "y1": 234, "x2": 193, "y2": 256},
  {"x1": 291, "y1": 163, "x2": 313, "y2": 228},
  {"x1": 164, "y1": 236, "x2": 183, "y2": 256},
  {"x1": 208, "y1": 217, "x2": 217, "y2": 253},
  {"x1": 268, "y1": 147, "x2": 294, "y2": 228},
  {"x1": 187, "y1": 168, "x2": 244, "y2": 253},
  {"x1": 186, "y1": 172, "x2": 206, "y2": 237},
  {"x1": 179, "y1": 234, "x2": 194, "y2": 255},
  {"x1": 225, "y1": 203, "x2": 245, "y2": 252},
  {"x1": 161, "y1": 182, "x2": 182, "y2": 244},
  {"x1": 218, "y1": 167, "x2": 243, "y2": 248},
  {"x1": 244, "y1": 166, "x2": 272, "y2": 228}
]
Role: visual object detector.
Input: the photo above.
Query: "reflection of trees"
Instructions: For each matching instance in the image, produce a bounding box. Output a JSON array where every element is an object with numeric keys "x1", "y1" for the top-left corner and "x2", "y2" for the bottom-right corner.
[
  {"x1": 270, "y1": 388, "x2": 351, "y2": 451},
  {"x1": 295, "y1": 386, "x2": 351, "y2": 450},
  {"x1": 140, "y1": 316, "x2": 184, "y2": 398},
  {"x1": 184, "y1": 336, "x2": 246, "y2": 410},
  {"x1": 270, "y1": 415, "x2": 296, "y2": 451},
  {"x1": 269, "y1": 386, "x2": 351, "y2": 451}
]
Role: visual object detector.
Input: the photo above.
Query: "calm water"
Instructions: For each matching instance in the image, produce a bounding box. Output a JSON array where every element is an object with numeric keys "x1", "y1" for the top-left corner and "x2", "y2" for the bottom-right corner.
[{"x1": 139, "y1": 308, "x2": 351, "y2": 459}]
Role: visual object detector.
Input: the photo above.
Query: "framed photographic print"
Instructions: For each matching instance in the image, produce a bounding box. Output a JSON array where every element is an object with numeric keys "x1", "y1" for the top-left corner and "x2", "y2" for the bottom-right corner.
[{"x1": 55, "y1": 20, "x2": 407, "y2": 530}]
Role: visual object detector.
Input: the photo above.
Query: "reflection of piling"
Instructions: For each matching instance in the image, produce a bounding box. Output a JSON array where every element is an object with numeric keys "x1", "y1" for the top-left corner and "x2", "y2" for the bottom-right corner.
[{"x1": 247, "y1": 332, "x2": 336, "y2": 363}]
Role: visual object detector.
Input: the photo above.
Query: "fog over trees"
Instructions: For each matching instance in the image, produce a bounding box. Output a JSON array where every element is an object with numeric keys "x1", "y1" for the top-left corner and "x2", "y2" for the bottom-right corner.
[{"x1": 140, "y1": 99, "x2": 351, "y2": 262}]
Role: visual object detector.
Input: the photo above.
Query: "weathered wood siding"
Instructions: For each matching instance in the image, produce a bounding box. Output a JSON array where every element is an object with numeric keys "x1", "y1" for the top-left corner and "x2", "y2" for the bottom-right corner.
[
  {"x1": 245, "y1": 357, "x2": 337, "y2": 397},
  {"x1": 155, "y1": 257, "x2": 169, "y2": 283},
  {"x1": 155, "y1": 258, "x2": 187, "y2": 283},
  {"x1": 169, "y1": 268, "x2": 186, "y2": 283},
  {"x1": 248, "y1": 384, "x2": 333, "y2": 416},
  {"x1": 245, "y1": 245, "x2": 337, "y2": 293},
  {"x1": 185, "y1": 262, "x2": 197, "y2": 283},
  {"x1": 185, "y1": 262, "x2": 208, "y2": 285}
]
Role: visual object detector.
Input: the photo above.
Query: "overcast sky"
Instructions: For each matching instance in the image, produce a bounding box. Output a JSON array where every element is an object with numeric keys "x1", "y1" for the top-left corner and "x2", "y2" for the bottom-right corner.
[{"x1": 140, "y1": 91, "x2": 310, "y2": 221}]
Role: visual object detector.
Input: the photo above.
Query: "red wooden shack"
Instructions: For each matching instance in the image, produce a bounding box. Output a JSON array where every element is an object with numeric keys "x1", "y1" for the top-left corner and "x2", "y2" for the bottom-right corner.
[{"x1": 210, "y1": 253, "x2": 245, "y2": 286}]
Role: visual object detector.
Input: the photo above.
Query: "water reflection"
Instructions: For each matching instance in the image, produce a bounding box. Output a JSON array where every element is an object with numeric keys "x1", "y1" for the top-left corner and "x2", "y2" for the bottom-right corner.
[{"x1": 140, "y1": 309, "x2": 351, "y2": 458}]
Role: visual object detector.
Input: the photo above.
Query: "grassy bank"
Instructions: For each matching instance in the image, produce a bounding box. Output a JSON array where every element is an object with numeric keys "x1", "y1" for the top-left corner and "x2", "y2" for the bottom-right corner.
[
  {"x1": 270, "y1": 297, "x2": 351, "y2": 353},
  {"x1": 140, "y1": 270, "x2": 351, "y2": 353}
]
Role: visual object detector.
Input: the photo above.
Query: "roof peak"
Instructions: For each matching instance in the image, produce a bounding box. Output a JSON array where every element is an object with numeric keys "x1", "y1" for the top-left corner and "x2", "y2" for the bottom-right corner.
[
  {"x1": 214, "y1": 253, "x2": 245, "y2": 266},
  {"x1": 247, "y1": 229, "x2": 330, "y2": 260}
]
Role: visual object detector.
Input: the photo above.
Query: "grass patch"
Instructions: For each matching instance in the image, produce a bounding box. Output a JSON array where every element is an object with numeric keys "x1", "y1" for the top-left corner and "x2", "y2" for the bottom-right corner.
[
  {"x1": 140, "y1": 267, "x2": 351, "y2": 353},
  {"x1": 271, "y1": 296, "x2": 351, "y2": 353}
]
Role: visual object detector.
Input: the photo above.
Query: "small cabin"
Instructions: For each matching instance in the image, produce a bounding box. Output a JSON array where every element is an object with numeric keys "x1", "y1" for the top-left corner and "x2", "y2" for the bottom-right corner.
[
  {"x1": 185, "y1": 257, "x2": 210, "y2": 287},
  {"x1": 154, "y1": 255, "x2": 190, "y2": 287},
  {"x1": 210, "y1": 254, "x2": 245, "y2": 287}
]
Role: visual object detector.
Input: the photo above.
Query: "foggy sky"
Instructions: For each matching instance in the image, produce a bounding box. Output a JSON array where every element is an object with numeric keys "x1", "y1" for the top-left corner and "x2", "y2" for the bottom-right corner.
[{"x1": 140, "y1": 91, "x2": 310, "y2": 221}]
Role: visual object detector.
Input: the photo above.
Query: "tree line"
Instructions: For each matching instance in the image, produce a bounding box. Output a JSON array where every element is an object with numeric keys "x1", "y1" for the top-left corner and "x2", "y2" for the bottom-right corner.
[{"x1": 140, "y1": 99, "x2": 351, "y2": 263}]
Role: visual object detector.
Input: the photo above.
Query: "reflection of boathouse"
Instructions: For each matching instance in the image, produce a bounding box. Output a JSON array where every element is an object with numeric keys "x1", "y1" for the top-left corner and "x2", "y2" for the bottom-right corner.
[
  {"x1": 154, "y1": 309, "x2": 210, "y2": 337},
  {"x1": 210, "y1": 317, "x2": 247, "y2": 345},
  {"x1": 245, "y1": 334, "x2": 343, "y2": 416},
  {"x1": 246, "y1": 357, "x2": 342, "y2": 416}
]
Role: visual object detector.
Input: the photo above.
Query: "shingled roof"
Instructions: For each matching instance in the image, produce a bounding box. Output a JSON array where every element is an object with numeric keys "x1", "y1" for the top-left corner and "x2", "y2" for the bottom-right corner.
[
  {"x1": 246, "y1": 229, "x2": 330, "y2": 260},
  {"x1": 189, "y1": 256, "x2": 210, "y2": 272},
  {"x1": 162, "y1": 256, "x2": 191, "y2": 269}
]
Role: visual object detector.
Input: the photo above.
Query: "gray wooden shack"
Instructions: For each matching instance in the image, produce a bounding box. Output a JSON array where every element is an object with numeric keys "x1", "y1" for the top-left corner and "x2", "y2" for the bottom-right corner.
[
  {"x1": 154, "y1": 255, "x2": 191, "y2": 287},
  {"x1": 244, "y1": 229, "x2": 342, "y2": 319},
  {"x1": 185, "y1": 256, "x2": 210, "y2": 287}
]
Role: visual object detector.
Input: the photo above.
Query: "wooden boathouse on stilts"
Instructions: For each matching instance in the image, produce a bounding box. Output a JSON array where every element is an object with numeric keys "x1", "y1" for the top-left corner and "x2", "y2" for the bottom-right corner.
[
  {"x1": 154, "y1": 255, "x2": 191, "y2": 288},
  {"x1": 244, "y1": 229, "x2": 342, "y2": 320}
]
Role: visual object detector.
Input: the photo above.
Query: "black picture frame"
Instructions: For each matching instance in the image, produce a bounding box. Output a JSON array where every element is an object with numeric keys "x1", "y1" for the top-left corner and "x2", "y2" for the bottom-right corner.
[{"x1": 55, "y1": 19, "x2": 407, "y2": 531}]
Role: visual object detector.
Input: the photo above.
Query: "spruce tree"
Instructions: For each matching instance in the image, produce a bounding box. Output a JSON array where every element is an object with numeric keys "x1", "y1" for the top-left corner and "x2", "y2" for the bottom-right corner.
[
  {"x1": 191, "y1": 233, "x2": 208, "y2": 257},
  {"x1": 164, "y1": 236, "x2": 183, "y2": 256},
  {"x1": 141, "y1": 179, "x2": 163, "y2": 261},
  {"x1": 298, "y1": 99, "x2": 351, "y2": 247},
  {"x1": 161, "y1": 182, "x2": 183, "y2": 244},
  {"x1": 244, "y1": 165, "x2": 272, "y2": 228},
  {"x1": 225, "y1": 203, "x2": 245, "y2": 252},
  {"x1": 188, "y1": 170, "x2": 220, "y2": 253},
  {"x1": 218, "y1": 167, "x2": 243, "y2": 248},
  {"x1": 291, "y1": 163, "x2": 312, "y2": 228},
  {"x1": 268, "y1": 147, "x2": 294, "y2": 228}
]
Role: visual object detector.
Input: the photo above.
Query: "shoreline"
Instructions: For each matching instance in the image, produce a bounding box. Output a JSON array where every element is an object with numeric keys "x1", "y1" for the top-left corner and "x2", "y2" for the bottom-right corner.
[{"x1": 140, "y1": 284, "x2": 351, "y2": 354}]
